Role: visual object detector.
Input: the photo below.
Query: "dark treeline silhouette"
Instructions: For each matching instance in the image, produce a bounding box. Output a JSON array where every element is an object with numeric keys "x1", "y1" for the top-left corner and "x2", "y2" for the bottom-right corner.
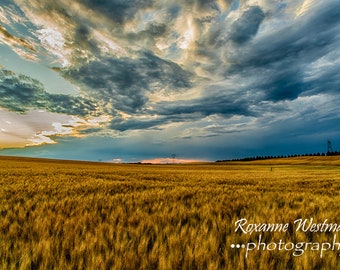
[{"x1": 216, "y1": 151, "x2": 340, "y2": 162}]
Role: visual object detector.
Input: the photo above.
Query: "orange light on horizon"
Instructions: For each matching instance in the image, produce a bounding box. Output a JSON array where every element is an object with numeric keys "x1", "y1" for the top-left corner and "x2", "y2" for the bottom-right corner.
[{"x1": 140, "y1": 157, "x2": 210, "y2": 164}]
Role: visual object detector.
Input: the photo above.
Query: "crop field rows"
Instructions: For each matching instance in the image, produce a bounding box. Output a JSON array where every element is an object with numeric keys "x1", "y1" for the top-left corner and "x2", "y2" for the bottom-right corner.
[{"x1": 1, "y1": 156, "x2": 340, "y2": 269}]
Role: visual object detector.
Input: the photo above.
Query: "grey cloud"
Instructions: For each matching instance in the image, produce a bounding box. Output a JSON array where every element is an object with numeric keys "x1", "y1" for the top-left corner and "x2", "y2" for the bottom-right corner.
[
  {"x1": 166, "y1": 5, "x2": 181, "y2": 20},
  {"x1": 189, "y1": 1, "x2": 340, "y2": 106},
  {"x1": 46, "y1": 94, "x2": 98, "y2": 116},
  {"x1": 254, "y1": 3, "x2": 337, "y2": 64},
  {"x1": 108, "y1": 84, "x2": 256, "y2": 132},
  {"x1": 79, "y1": 0, "x2": 154, "y2": 24},
  {"x1": 229, "y1": 6, "x2": 265, "y2": 44},
  {"x1": 144, "y1": 23, "x2": 167, "y2": 37},
  {"x1": 62, "y1": 51, "x2": 193, "y2": 114},
  {"x1": 307, "y1": 61, "x2": 340, "y2": 96},
  {"x1": 126, "y1": 22, "x2": 168, "y2": 47},
  {"x1": 138, "y1": 22, "x2": 168, "y2": 39},
  {"x1": 125, "y1": 0, "x2": 228, "y2": 47},
  {"x1": 108, "y1": 85, "x2": 258, "y2": 131},
  {"x1": 0, "y1": 69, "x2": 97, "y2": 116},
  {"x1": 74, "y1": 24, "x2": 99, "y2": 53},
  {"x1": 77, "y1": 127, "x2": 104, "y2": 134},
  {"x1": 255, "y1": 66, "x2": 304, "y2": 101},
  {"x1": 156, "y1": 93, "x2": 254, "y2": 118},
  {"x1": 110, "y1": 118, "x2": 164, "y2": 131},
  {"x1": 109, "y1": 111, "x2": 202, "y2": 131},
  {"x1": 225, "y1": 1, "x2": 340, "y2": 102},
  {"x1": 183, "y1": 0, "x2": 220, "y2": 12}
]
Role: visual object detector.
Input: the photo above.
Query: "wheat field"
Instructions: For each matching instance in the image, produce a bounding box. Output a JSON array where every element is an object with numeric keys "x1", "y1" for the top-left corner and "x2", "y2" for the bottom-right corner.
[{"x1": 1, "y1": 156, "x2": 340, "y2": 269}]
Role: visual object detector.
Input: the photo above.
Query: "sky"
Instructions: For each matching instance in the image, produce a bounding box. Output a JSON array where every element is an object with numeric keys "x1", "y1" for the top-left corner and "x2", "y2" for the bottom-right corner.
[{"x1": 0, "y1": 0, "x2": 339, "y2": 163}]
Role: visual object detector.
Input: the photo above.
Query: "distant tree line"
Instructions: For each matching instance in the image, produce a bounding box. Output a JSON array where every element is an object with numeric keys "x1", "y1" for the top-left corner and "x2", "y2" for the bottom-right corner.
[{"x1": 216, "y1": 150, "x2": 340, "y2": 162}]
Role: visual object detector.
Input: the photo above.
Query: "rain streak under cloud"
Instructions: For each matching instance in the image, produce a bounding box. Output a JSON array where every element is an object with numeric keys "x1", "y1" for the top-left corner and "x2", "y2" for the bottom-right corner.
[{"x1": 0, "y1": 0, "x2": 340, "y2": 162}]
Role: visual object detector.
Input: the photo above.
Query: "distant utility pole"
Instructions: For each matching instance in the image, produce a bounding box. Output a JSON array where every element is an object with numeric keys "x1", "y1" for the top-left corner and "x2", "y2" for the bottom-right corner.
[
  {"x1": 327, "y1": 140, "x2": 333, "y2": 153},
  {"x1": 171, "y1": 154, "x2": 176, "y2": 163}
]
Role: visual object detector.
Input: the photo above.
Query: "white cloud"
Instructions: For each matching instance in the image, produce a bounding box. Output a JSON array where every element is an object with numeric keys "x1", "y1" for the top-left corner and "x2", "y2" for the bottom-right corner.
[
  {"x1": 108, "y1": 158, "x2": 122, "y2": 163},
  {"x1": 36, "y1": 28, "x2": 70, "y2": 67},
  {"x1": 0, "y1": 6, "x2": 10, "y2": 25},
  {"x1": 92, "y1": 30, "x2": 128, "y2": 57},
  {"x1": 0, "y1": 108, "x2": 110, "y2": 149},
  {"x1": 37, "y1": 28, "x2": 64, "y2": 50},
  {"x1": 0, "y1": 5, "x2": 26, "y2": 25}
]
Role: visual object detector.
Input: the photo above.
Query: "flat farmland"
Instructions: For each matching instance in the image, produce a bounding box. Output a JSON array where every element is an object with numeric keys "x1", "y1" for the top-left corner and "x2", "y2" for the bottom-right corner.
[{"x1": 1, "y1": 156, "x2": 340, "y2": 269}]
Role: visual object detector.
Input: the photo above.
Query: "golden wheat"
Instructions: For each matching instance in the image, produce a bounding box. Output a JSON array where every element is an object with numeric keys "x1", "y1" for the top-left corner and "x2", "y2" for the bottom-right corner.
[{"x1": 0, "y1": 156, "x2": 340, "y2": 269}]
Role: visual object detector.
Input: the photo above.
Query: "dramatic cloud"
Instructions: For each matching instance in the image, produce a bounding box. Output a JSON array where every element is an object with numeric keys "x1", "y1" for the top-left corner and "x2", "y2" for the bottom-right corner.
[
  {"x1": 0, "y1": 108, "x2": 102, "y2": 148},
  {"x1": 0, "y1": 69, "x2": 98, "y2": 116},
  {"x1": 80, "y1": 0, "x2": 154, "y2": 24},
  {"x1": 224, "y1": 1, "x2": 340, "y2": 102},
  {"x1": 0, "y1": 0, "x2": 340, "y2": 161},
  {"x1": 229, "y1": 6, "x2": 265, "y2": 44},
  {"x1": 62, "y1": 51, "x2": 193, "y2": 115}
]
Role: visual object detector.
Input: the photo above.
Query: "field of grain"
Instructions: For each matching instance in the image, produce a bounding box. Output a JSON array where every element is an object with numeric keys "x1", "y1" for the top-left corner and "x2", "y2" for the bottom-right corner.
[{"x1": 1, "y1": 156, "x2": 340, "y2": 269}]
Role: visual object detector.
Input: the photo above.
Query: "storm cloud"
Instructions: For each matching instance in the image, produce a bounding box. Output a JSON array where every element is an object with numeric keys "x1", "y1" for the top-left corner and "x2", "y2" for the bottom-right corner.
[
  {"x1": 224, "y1": 1, "x2": 340, "y2": 103},
  {"x1": 80, "y1": 0, "x2": 154, "y2": 24},
  {"x1": 0, "y1": 69, "x2": 98, "y2": 116},
  {"x1": 229, "y1": 6, "x2": 265, "y2": 44},
  {"x1": 62, "y1": 51, "x2": 193, "y2": 114}
]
